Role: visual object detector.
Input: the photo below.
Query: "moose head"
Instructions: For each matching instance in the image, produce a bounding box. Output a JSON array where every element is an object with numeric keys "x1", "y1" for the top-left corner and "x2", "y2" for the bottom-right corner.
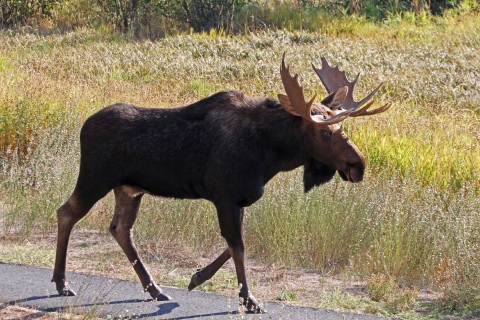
[{"x1": 278, "y1": 53, "x2": 390, "y2": 191}]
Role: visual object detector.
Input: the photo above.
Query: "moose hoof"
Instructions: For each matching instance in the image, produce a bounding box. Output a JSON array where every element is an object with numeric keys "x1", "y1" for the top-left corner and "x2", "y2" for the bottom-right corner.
[
  {"x1": 57, "y1": 284, "x2": 76, "y2": 297},
  {"x1": 146, "y1": 284, "x2": 171, "y2": 301},
  {"x1": 155, "y1": 293, "x2": 172, "y2": 301},
  {"x1": 240, "y1": 293, "x2": 265, "y2": 314},
  {"x1": 188, "y1": 269, "x2": 202, "y2": 291}
]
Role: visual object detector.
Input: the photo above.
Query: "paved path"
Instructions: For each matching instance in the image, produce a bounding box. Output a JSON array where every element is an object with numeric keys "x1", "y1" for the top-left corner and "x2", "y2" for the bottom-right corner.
[{"x1": 0, "y1": 263, "x2": 388, "y2": 319}]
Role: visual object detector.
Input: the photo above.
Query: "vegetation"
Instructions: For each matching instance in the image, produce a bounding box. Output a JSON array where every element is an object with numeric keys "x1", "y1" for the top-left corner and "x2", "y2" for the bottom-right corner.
[
  {"x1": 1, "y1": 0, "x2": 480, "y2": 318},
  {"x1": 1, "y1": 0, "x2": 479, "y2": 35}
]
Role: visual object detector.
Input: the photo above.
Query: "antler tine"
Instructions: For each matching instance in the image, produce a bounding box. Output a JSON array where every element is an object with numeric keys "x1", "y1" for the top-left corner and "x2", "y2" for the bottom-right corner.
[
  {"x1": 352, "y1": 82, "x2": 383, "y2": 111},
  {"x1": 349, "y1": 99, "x2": 375, "y2": 116},
  {"x1": 312, "y1": 57, "x2": 385, "y2": 114},
  {"x1": 280, "y1": 53, "x2": 316, "y2": 121},
  {"x1": 351, "y1": 102, "x2": 391, "y2": 117}
]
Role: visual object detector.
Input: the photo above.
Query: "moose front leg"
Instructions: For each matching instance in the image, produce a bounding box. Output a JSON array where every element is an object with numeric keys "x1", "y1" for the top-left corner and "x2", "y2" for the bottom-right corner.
[
  {"x1": 216, "y1": 204, "x2": 264, "y2": 313},
  {"x1": 110, "y1": 186, "x2": 171, "y2": 301}
]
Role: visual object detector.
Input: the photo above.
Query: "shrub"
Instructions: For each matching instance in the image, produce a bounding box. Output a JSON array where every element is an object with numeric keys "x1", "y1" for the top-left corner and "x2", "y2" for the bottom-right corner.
[
  {"x1": 367, "y1": 273, "x2": 398, "y2": 302},
  {"x1": 367, "y1": 274, "x2": 418, "y2": 311},
  {"x1": 391, "y1": 286, "x2": 418, "y2": 311},
  {"x1": 157, "y1": 0, "x2": 249, "y2": 32},
  {"x1": 0, "y1": 0, "x2": 59, "y2": 27},
  {"x1": 96, "y1": 0, "x2": 157, "y2": 34}
]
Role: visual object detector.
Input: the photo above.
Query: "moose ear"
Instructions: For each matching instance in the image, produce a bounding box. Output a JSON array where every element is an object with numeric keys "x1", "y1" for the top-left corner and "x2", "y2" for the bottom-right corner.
[
  {"x1": 278, "y1": 94, "x2": 301, "y2": 116},
  {"x1": 320, "y1": 86, "x2": 348, "y2": 111}
]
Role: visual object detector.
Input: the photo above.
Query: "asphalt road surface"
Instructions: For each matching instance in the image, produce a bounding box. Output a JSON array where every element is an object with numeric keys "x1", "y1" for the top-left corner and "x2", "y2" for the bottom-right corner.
[{"x1": 0, "y1": 263, "x2": 389, "y2": 319}]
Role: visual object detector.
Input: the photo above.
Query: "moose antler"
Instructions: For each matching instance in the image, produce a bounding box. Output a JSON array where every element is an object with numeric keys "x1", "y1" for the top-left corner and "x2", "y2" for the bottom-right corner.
[
  {"x1": 280, "y1": 53, "x2": 352, "y2": 125},
  {"x1": 312, "y1": 57, "x2": 390, "y2": 116}
]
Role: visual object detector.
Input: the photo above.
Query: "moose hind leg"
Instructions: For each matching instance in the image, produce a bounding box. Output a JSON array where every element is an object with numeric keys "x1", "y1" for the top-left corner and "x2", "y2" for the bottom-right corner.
[
  {"x1": 52, "y1": 189, "x2": 102, "y2": 296},
  {"x1": 110, "y1": 186, "x2": 171, "y2": 301},
  {"x1": 216, "y1": 204, "x2": 264, "y2": 313},
  {"x1": 188, "y1": 248, "x2": 231, "y2": 291}
]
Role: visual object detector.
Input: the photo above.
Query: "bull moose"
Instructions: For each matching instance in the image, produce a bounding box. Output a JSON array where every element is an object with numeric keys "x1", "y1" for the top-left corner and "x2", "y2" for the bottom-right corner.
[{"x1": 52, "y1": 54, "x2": 390, "y2": 313}]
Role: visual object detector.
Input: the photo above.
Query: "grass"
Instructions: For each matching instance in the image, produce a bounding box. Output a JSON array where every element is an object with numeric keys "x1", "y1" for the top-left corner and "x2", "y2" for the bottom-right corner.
[
  {"x1": 0, "y1": 242, "x2": 55, "y2": 267},
  {"x1": 1, "y1": 11, "x2": 480, "y2": 317},
  {"x1": 276, "y1": 290, "x2": 297, "y2": 301}
]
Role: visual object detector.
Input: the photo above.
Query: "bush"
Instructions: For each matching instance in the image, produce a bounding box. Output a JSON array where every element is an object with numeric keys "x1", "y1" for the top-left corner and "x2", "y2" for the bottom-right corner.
[
  {"x1": 367, "y1": 274, "x2": 398, "y2": 302},
  {"x1": 157, "y1": 0, "x2": 249, "y2": 32},
  {"x1": 93, "y1": 0, "x2": 249, "y2": 35},
  {"x1": 0, "y1": 0, "x2": 59, "y2": 27},
  {"x1": 367, "y1": 274, "x2": 418, "y2": 311},
  {"x1": 96, "y1": 0, "x2": 157, "y2": 34}
]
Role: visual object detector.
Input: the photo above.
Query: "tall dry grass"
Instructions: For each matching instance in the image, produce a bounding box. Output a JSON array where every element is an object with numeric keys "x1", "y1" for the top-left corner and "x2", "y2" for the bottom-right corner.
[{"x1": 1, "y1": 12, "x2": 480, "y2": 309}]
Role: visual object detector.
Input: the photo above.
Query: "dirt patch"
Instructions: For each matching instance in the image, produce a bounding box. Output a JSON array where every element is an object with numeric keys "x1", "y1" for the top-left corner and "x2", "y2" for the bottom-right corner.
[{"x1": 0, "y1": 305, "x2": 47, "y2": 320}]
